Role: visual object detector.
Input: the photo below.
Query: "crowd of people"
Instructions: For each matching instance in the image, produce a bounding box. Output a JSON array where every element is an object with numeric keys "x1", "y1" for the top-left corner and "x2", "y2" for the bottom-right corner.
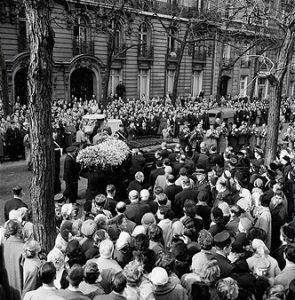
[{"x1": 1, "y1": 94, "x2": 295, "y2": 300}]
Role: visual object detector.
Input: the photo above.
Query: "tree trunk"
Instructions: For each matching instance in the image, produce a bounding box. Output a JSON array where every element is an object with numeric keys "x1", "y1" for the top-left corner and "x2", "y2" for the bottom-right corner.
[
  {"x1": 172, "y1": 27, "x2": 189, "y2": 105},
  {"x1": 264, "y1": 81, "x2": 282, "y2": 166},
  {"x1": 24, "y1": 0, "x2": 56, "y2": 253},
  {"x1": 264, "y1": 26, "x2": 295, "y2": 165},
  {"x1": 215, "y1": 40, "x2": 225, "y2": 103},
  {"x1": 0, "y1": 36, "x2": 10, "y2": 116},
  {"x1": 102, "y1": 36, "x2": 114, "y2": 108},
  {"x1": 249, "y1": 57, "x2": 259, "y2": 100}
]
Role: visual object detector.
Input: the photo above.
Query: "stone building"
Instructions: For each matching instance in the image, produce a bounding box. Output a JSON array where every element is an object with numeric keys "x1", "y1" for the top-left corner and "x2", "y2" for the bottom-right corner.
[{"x1": 0, "y1": 0, "x2": 293, "y2": 106}]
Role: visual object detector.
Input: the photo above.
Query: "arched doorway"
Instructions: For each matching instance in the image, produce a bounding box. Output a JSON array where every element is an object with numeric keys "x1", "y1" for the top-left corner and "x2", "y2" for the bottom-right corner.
[
  {"x1": 220, "y1": 75, "x2": 230, "y2": 97},
  {"x1": 14, "y1": 67, "x2": 28, "y2": 105},
  {"x1": 70, "y1": 68, "x2": 94, "y2": 101}
]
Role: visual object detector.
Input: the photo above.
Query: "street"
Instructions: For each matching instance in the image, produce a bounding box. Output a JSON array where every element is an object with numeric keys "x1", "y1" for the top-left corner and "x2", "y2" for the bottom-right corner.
[{"x1": 0, "y1": 156, "x2": 87, "y2": 225}]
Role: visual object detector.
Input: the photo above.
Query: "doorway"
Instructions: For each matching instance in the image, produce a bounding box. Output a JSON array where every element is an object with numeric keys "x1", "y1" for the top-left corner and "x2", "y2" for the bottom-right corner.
[
  {"x1": 14, "y1": 67, "x2": 28, "y2": 105},
  {"x1": 70, "y1": 68, "x2": 95, "y2": 101}
]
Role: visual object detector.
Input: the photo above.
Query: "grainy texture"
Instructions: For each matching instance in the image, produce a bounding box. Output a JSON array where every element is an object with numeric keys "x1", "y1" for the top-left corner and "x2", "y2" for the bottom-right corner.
[{"x1": 24, "y1": 0, "x2": 56, "y2": 252}]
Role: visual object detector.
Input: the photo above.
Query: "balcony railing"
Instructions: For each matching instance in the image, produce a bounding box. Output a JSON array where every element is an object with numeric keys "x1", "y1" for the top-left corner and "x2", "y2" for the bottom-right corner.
[
  {"x1": 222, "y1": 57, "x2": 235, "y2": 68},
  {"x1": 73, "y1": 39, "x2": 94, "y2": 56},
  {"x1": 192, "y1": 50, "x2": 206, "y2": 63},
  {"x1": 241, "y1": 59, "x2": 250, "y2": 68},
  {"x1": 166, "y1": 48, "x2": 181, "y2": 62},
  {"x1": 137, "y1": 46, "x2": 154, "y2": 61}
]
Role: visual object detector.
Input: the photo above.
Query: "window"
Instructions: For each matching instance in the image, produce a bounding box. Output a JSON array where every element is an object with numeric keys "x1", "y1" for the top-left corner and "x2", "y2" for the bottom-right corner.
[
  {"x1": 138, "y1": 69, "x2": 150, "y2": 99},
  {"x1": 167, "y1": 70, "x2": 175, "y2": 95},
  {"x1": 223, "y1": 44, "x2": 231, "y2": 61},
  {"x1": 193, "y1": 40, "x2": 206, "y2": 62},
  {"x1": 18, "y1": 7, "x2": 28, "y2": 52},
  {"x1": 192, "y1": 71, "x2": 203, "y2": 97},
  {"x1": 73, "y1": 16, "x2": 92, "y2": 55},
  {"x1": 255, "y1": 77, "x2": 269, "y2": 99},
  {"x1": 138, "y1": 22, "x2": 152, "y2": 57},
  {"x1": 239, "y1": 75, "x2": 248, "y2": 97},
  {"x1": 168, "y1": 27, "x2": 177, "y2": 54},
  {"x1": 241, "y1": 45, "x2": 250, "y2": 67},
  {"x1": 110, "y1": 19, "x2": 123, "y2": 54},
  {"x1": 109, "y1": 69, "x2": 121, "y2": 96}
]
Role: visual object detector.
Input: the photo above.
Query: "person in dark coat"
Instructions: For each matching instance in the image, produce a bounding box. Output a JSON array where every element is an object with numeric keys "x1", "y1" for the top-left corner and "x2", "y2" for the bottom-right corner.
[
  {"x1": 6, "y1": 121, "x2": 22, "y2": 161},
  {"x1": 63, "y1": 146, "x2": 80, "y2": 203},
  {"x1": 127, "y1": 172, "x2": 145, "y2": 194},
  {"x1": 125, "y1": 190, "x2": 150, "y2": 225},
  {"x1": 4, "y1": 185, "x2": 28, "y2": 221},
  {"x1": 174, "y1": 177, "x2": 198, "y2": 218},
  {"x1": 116, "y1": 81, "x2": 126, "y2": 99},
  {"x1": 129, "y1": 149, "x2": 146, "y2": 178},
  {"x1": 213, "y1": 230, "x2": 236, "y2": 278},
  {"x1": 164, "y1": 174, "x2": 182, "y2": 203},
  {"x1": 149, "y1": 160, "x2": 165, "y2": 188},
  {"x1": 104, "y1": 184, "x2": 118, "y2": 217}
]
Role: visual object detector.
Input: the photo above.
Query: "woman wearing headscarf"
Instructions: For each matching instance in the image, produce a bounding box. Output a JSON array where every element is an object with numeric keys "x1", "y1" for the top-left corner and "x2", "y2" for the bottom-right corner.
[
  {"x1": 123, "y1": 259, "x2": 155, "y2": 300},
  {"x1": 22, "y1": 240, "x2": 42, "y2": 297},
  {"x1": 47, "y1": 247, "x2": 69, "y2": 289},
  {"x1": 246, "y1": 239, "x2": 281, "y2": 279},
  {"x1": 2, "y1": 220, "x2": 25, "y2": 300}
]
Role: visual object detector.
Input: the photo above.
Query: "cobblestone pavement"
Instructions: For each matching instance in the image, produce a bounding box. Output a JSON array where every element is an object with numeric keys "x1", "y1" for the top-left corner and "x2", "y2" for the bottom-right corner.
[{"x1": 0, "y1": 156, "x2": 87, "y2": 225}]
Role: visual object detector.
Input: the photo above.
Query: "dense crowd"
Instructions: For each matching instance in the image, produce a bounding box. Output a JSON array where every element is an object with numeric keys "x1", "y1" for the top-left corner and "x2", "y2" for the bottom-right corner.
[
  {"x1": 1, "y1": 94, "x2": 295, "y2": 300},
  {"x1": 0, "y1": 94, "x2": 294, "y2": 165}
]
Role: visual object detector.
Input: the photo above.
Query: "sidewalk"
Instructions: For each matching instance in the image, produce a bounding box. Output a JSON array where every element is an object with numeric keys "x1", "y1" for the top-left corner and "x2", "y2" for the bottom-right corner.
[{"x1": 0, "y1": 157, "x2": 87, "y2": 225}]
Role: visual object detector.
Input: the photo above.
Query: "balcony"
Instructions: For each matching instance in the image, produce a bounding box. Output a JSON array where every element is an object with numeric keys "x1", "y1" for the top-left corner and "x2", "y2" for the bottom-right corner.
[
  {"x1": 73, "y1": 39, "x2": 94, "y2": 56},
  {"x1": 137, "y1": 46, "x2": 154, "y2": 61},
  {"x1": 166, "y1": 48, "x2": 180, "y2": 62},
  {"x1": 222, "y1": 57, "x2": 235, "y2": 69},
  {"x1": 192, "y1": 50, "x2": 206, "y2": 63},
  {"x1": 241, "y1": 59, "x2": 250, "y2": 68}
]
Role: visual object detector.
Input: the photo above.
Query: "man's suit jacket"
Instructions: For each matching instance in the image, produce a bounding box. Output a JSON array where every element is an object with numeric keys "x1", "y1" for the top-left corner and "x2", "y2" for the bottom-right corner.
[
  {"x1": 149, "y1": 167, "x2": 165, "y2": 187},
  {"x1": 127, "y1": 180, "x2": 144, "y2": 194},
  {"x1": 213, "y1": 253, "x2": 235, "y2": 278},
  {"x1": 94, "y1": 292, "x2": 126, "y2": 300},
  {"x1": 174, "y1": 188, "x2": 198, "y2": 218},
  {"x1": 165, "y1": 184, "x2": 182, "y2": 202},
  {"x1": 63, "y1": 154, "x2": 79, "y2": 183},
  {"x1": 4, "y1": 198, "x2": 28, "y2": 221},
  {"x1": 125, "y1": 202, "x2": 150, "y2": 225}
]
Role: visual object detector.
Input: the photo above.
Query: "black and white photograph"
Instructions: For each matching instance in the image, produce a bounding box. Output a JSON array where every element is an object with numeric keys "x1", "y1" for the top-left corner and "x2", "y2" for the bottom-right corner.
[{"x1": 0, "y1": 0, "x2": 295, "y2": 299}]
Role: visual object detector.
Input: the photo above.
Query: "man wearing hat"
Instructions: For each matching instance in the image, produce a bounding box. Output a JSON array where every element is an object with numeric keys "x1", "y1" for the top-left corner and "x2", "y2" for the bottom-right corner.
[
  {"x1": 63, "y1": 145, "x2": 79, "y2": 204},
  {"x1": 4, "y1": 185, "x2": 28, "y2": 221},
  {"x1": 253, "y1": 147, "x2": 264, "y2": 166},
  {"x1": 150, "y1": 267, "x2": 187, "y2": 300},
  {"x1": 213, "y1": 230, "x2": 236, "y2": 278}
]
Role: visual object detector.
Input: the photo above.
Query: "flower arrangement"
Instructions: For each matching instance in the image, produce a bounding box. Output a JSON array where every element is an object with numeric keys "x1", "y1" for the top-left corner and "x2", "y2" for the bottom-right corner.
[{"x1": 77, "y1": 138, "x2": 130, "y2": 169}]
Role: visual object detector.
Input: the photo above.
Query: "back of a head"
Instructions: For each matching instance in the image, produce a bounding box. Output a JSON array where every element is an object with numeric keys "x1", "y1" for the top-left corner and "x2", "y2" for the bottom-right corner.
[
  {"x1": 285, "y1": 244, "x2": 295, "y2": 263},
  {"x1": 67, "y1": 264, "x2": 84, "y2": 287},
  {"x1": 134, "y1": 233, "x2": 149, "y2": 251},
  {"x1": 135, "y1": 172, "x2": 144, "y2": 181},
  {"x1": 116, "y1": 201, "x2": 126, "y2": 213},
  {"x1": 39, "y1": 262, "x2": 56, "y2": 284},
  {"x1": 111, "y1": 272, "x2": 127, "y2": 294},
  {"x1": 12, "y1": 185, "x2": 22, "y2": 197},
  {"x1": 106, "y1": 184, "x2": 116, "y2": 194},
  {"x1": 164, "y1": 166, "x2": 173, "y2": 175},
  {"x1": 140, "y1": 189, "x2": 150, "y2": 201},
  {"x1": 157, "y1": 193, "x2": 168, "y2": 205},
  {"x1": 216, "y1": 277, "x2": 239, "y2": 300},
  {"x1": 99, "y1": 239, "x2": 114, "y2": 259},
  {"x1": 191, "y1": 282, "x2": 210, "y2": 300},
  {"x1": 182, "y1": 176, "x2": 191, "y2": 187},
  {"x1": 179, "y1": 167, "x2": 188, "y2": 176}
]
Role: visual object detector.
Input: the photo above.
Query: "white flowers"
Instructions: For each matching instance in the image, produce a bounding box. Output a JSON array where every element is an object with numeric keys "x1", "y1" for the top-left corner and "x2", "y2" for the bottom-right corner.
[{"x1": 77, "y1": 138, "x2": 130, "y2": 169}]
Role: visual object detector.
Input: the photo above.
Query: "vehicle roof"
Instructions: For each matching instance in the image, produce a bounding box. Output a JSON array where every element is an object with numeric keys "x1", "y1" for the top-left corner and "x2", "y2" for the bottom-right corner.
[{"x1": 82, "y1": 114, "x2": 106, "y2": 120}]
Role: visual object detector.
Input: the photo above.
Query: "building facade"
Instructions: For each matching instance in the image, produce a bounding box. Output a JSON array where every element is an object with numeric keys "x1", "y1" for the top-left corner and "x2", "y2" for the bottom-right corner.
[{"x1": 0, "y1": 0, "x2": 293, "y2": 106}]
